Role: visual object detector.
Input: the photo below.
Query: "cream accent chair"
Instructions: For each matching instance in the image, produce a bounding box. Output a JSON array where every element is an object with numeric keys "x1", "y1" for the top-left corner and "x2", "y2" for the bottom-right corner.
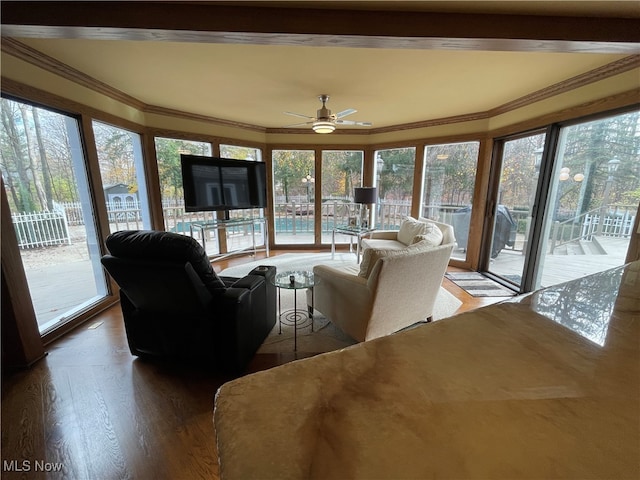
[
  {"x1": 361, "y1": 218, "x2": 456, "y2": 251},
  {"x1": 307, "y1": 240, "x2": 454, "y2": 342}
]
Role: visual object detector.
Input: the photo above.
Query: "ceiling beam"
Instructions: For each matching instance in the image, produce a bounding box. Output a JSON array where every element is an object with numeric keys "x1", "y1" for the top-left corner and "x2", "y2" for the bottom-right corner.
[{"x1": 1, "y1": 2, "x2": 639, "y2": 53}]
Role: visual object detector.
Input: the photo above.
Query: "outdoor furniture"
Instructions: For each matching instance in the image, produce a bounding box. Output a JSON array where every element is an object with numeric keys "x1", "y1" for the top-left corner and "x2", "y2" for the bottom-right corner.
[
  {"x1": 101, "y1": 230, "x2": 276, "y2": 373},
  {"x1": 451, "y1": 207, "x2": 471, "y2": 251},
  {"x1": 451, "y1": 206, "x2": 516, "y2": 257}
]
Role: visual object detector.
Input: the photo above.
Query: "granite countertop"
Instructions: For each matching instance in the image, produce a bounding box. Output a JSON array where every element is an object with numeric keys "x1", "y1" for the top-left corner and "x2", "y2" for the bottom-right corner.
[{"x1": 214, "y1": 261, "x2": 640, "y2": 479}]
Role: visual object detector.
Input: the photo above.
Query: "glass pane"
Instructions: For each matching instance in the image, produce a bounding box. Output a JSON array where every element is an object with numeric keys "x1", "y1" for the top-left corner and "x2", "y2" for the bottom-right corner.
[
  {"x1": 1, "y1": 98, "x2": 108, "y2": 334},
  {"x1": 421, "y1": 142, "x2": 480, "y2": 261},
  {"x1": 218, "y1": 143, "x2": 267, "y2": 252},
  {"x1": 374, "y1": 147, "x2": 416, "y2": 229},
  {"x1": 320, "y1": 150, "x2": 363, "y2": 244},
  {"x1": 220, "y1": 144, "x2": 262, "y2": 162},
  {"x1": 487, "y1": 133, "x2": 546, "y2": 288},
  {"x1": 154, "y1": 137, "x2": 218, "y2": 249},
  {"x1": 536, "y1": 110, "x2": 640, "y2": 288},
  {"x1": 272, "y1": 149, "x2": 315, "y2": 244},
  {"x1": 94, "y1": 121, "x2": 151, "y2": 232}
]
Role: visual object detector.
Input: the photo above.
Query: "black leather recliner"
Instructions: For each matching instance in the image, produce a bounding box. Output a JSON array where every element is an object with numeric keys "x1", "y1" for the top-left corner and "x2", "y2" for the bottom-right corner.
[{"x1": 100, "y1": 230, "x2": 276, "y2": 374}]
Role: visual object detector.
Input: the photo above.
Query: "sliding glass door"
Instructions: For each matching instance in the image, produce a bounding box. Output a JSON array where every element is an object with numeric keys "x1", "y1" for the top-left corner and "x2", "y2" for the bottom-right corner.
[
  {"x1": 485, "y1": 132, "x2": 546, "y2": 289},
  {"x1": 1, "y1": 98, "x2": 108, "y2": 334},
  {"x1": 486, "y1": 108, "x2": 640, "y2": 291},
  {"x1": 535, "y1": 110, "x2": 640, "y2": 288}
]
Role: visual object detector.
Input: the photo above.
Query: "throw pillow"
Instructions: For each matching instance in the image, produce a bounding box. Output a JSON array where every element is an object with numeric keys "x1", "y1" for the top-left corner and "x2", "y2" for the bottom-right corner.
[
  {"x1": 397, "y1": 216, "x2": 427, "y2": 245},
  {"x1": 358, "y1": 247, "x2": 408, "y2": 278},
  {"x1": 411, "y1": 222, "x2": 443, "y2": 247}
]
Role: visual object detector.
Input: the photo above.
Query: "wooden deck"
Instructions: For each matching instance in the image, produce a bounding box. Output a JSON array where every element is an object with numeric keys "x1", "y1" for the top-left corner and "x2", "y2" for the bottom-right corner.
[{"x1": 488, "y1": 236, "x2": 630, "y2": 288}]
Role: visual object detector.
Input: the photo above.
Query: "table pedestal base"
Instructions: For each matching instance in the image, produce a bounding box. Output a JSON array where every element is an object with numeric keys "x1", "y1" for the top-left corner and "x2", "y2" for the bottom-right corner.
[{"x1": 278, "y1": 287, "x2": 314, "y2": 351}]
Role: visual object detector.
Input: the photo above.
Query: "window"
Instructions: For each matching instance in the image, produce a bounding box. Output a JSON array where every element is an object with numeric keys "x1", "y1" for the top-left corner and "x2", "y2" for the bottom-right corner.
[
  {"x1": 154, "y1": 137, "x2": 213, "y2": 241},
  {"x1": 220, "y1": 144, "x2": 262, "y2": 162},
  {"x1": 1, "y1": 98, "x2": 108, "y2": 334},
  {"x1": 320, "y1": 150, "x2": 364, "y2": 244},
  {"x1": 94, "y1": 121, "x2": 151, "y2": 232},
  {"x1": 421, "y1": 142, "x2": 480, "y2": 261},
  {"x1": 374, "y1": 147, "x2": 416, "y2": 229},
  {"x1": 272, "y1": 149, "x2": 315, "y2": 244},
  {"x1": 219, "y1": 143, "x2": 267, "y2": 251}
]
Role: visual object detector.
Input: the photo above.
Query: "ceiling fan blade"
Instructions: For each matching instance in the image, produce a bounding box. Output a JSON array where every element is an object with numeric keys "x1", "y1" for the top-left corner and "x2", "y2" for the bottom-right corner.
[
  {"x1": 335, "y1": 119, "x2": 373, "y2": 126},
  {"x1": 335, "y1": 108, "x2": 357, "y2": 119},
  {"x1": 284, "y1": 111, "x2": 315, "y2": 120},
  {"x1": 283, "y1": 121, "x2": 315, "y2": 127}
]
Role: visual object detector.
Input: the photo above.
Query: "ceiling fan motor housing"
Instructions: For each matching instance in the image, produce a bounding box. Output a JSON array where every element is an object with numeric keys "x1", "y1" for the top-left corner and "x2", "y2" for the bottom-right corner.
[
  {"x1": 317, "y1": 94, "x2": 331, "y2": 120},
  {"x1": 317, "y1": 107, "x2": 332, "y2": 120}
]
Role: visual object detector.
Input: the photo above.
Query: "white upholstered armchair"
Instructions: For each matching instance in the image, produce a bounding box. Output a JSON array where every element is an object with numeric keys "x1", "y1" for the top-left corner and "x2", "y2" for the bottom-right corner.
[{"x1": 307, "y1": 240, "x2": 454, "y2": 342}]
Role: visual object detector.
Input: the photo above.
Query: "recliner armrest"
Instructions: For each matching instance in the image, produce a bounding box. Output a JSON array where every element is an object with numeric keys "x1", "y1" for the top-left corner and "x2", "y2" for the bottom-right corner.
[
  {"x1": 220, "y1": 286, "x2": 252, "y2": 303},
  {"x1": 215, "y1": 267, "x2": 276, "y2": 373},
  {"x1": 228, "y1": 274, "x2": 265, "y2": 291}
]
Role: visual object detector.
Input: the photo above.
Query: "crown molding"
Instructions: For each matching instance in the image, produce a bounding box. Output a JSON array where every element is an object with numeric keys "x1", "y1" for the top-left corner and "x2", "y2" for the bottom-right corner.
[
  {"x1": 2, "y1": 38, "x2": 638, "y2": 135},
  {"x1": 489, "y1": 54, "x2": 640, "y2": 116},
  {"x1": 143, "y1": 105, "x2": 265, "y2": 133},
  {"x1": 1, "y1": 37, "x2": 146, "y2": 110}
]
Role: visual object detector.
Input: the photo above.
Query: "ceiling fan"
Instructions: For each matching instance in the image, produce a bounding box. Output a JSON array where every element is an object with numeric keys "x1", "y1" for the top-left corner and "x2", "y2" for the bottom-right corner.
[{"x1": 283, "y1": 95, "x2": 373, "y2": 133}]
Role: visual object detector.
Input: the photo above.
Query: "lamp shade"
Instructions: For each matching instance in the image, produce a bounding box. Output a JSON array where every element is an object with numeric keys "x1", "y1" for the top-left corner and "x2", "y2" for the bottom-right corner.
[{"x1": 354, "y1": 187, "x2": 377, "y2": 204}]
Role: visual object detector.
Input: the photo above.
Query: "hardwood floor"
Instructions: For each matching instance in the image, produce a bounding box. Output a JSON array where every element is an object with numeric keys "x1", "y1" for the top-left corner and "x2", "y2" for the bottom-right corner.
[{"x1": 1, "y1": 250, "x2": 500, "y2": 480}]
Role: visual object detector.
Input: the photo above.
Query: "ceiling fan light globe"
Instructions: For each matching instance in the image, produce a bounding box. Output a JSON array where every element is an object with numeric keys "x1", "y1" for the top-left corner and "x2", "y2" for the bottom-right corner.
[{"x1": 312, "y1": 121, "x2": 336, "y2": 134}]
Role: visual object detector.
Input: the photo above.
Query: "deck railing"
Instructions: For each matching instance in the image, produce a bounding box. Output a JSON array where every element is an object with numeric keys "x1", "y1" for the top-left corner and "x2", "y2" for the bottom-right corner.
[
  {"x1": 43, "y1": 200, "x2": 636, "y2": 249},
  {"x1": 549, "y1": 205, "x2": 636, "y2": 253}
]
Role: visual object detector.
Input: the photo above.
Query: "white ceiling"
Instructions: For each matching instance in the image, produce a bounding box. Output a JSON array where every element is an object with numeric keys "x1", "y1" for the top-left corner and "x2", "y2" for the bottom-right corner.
[{"x1": 6, "y1": 1, "x2": 639, "y2": 132}]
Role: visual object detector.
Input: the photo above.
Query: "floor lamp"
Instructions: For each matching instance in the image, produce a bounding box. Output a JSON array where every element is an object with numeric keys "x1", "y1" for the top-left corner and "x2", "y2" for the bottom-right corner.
[{"x1": 354, "y1": 187, "x2": 377, "y2": 228}]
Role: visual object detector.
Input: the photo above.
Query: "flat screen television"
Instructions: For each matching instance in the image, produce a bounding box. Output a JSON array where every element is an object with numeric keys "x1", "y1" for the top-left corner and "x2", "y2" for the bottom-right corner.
[{"x1": 181, "y1": 155, "x2": 267, "y2": 215}]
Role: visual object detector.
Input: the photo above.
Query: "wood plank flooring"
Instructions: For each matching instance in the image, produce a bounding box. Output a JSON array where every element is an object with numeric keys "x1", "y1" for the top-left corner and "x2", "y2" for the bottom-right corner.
[{"x1": 1, "y1": 251, "x2": 500, "y2": 480}]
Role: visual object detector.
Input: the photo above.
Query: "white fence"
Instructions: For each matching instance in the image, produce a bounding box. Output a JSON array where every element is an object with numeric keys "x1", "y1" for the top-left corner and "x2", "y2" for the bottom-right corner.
[{"x1": 12, "y1": 209, "x2": 71, "y2": 248}]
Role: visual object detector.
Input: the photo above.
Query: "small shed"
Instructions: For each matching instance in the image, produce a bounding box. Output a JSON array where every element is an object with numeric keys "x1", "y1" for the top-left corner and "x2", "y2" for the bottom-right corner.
[{"x1": 104, "y1": 183, "x2": 138, "y2": 208}]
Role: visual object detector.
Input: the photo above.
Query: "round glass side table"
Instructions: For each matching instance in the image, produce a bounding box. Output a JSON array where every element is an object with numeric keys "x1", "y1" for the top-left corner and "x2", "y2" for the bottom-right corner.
[{"x1": 271, "y1": 270, "x2": 318, "y2": 351}]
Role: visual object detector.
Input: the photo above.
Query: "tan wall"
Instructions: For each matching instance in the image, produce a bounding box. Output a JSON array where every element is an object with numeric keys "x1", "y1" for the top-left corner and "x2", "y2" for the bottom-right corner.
[
  {"x1": 1, "y1": 53, "x2": 146, "y2": 124},
  {"x1": 489, "y1": 69, "x2": 640, "y2": 131}
]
